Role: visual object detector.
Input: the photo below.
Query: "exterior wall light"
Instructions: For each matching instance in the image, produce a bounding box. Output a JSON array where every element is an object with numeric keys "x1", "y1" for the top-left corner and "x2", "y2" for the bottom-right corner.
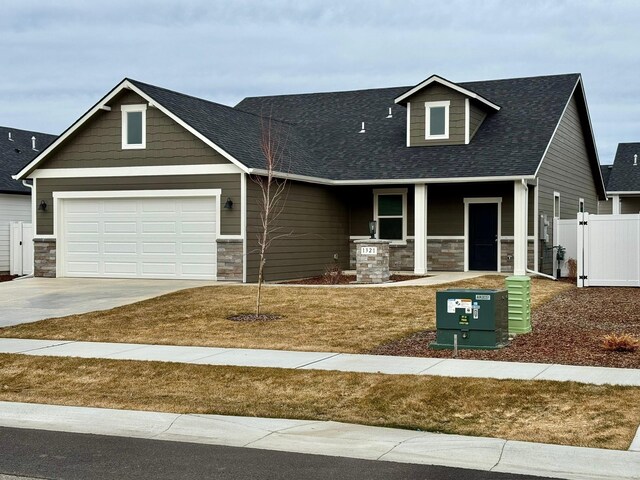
[
  {"x1": 223, "y1": 197, "x2": 233, "y2": 209},
  {"x1": 38, "y1": 200, "x2": 47, "y2": 211},
  {"x1": 368, "y1": 220, "x2": 376, "y2": 239}
]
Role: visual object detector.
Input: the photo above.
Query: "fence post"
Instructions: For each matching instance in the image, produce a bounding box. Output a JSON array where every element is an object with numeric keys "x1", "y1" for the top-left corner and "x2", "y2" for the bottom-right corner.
[{"x1": 576, "y1": 213, "x2": 584, "y2": 288}]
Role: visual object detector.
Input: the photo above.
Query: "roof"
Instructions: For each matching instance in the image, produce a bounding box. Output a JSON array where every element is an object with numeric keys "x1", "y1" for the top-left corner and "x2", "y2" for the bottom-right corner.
[
  {"x1": 0, "y1": 126, "x2": 56, "y2": 194},
  {"x1": 236, "y1": 73, "x2": 582, "y2": 181},
  {"x1": 600, "y1": 164, "x2": 613, "y2": 189},
  {"x1": 19, "y1": 73, "x2": 594, "y2": 185},
  {"x1": 607, "y1": 143, "x2": 640, "y2": 192}
]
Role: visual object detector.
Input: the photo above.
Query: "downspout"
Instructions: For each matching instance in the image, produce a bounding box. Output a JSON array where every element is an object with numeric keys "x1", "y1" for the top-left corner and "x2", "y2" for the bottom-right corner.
[{"x1": 519, "y1": 180, "x2": 557, "y2": 281}]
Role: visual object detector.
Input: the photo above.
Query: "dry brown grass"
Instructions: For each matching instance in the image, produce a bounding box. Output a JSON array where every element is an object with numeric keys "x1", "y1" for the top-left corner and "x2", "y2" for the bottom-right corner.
[
  {"x1": 0, "y1": 353, "x2": 637, "y2": 450},
  {"x1": 0, "y1": 276, "x2": 572, "y2": 352}
]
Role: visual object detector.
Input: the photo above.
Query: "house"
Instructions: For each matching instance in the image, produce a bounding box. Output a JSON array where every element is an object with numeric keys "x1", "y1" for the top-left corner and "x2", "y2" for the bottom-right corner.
[
  {"x1": 0, "y1": 126, "x2": 56, "y2": 274},
  {"x1": 13, "y1": 73, "x2": 605, "y2": 282},
  {"x1": 598, "y1": 143, "x2": 640, "y2": 214}
]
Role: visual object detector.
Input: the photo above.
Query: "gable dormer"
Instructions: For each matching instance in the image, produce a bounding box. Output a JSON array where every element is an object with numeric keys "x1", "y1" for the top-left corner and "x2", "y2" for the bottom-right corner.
[{"x1": 395, "y1": 75, "x2": 500, "y2": 147}]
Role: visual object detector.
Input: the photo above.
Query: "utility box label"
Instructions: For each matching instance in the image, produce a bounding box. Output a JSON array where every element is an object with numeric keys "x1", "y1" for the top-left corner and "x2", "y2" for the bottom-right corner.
[
  {"x1": 447, "y1": 298, "x2": 472, "y2": 313},
  {"x1": 459, "y1": 314, "x2": 469, "y2": 325},
  {"x1": 475, "y1": 294, "x2": 491, "y2": 301},
  {"x1": 360, "y1": 246, "x2": 377, "y2": 255}
]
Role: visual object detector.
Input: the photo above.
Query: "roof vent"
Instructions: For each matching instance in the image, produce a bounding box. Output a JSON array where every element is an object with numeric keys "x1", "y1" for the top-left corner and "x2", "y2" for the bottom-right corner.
[
  {"x1": 358, "y1": 122, "x2": 366, "y2": 134},
  {"x1": 634, "y1": 154, "x2": 638, "y2": 166},
  {"x1": 8, "y1": 132, "x2": 13, "y2": 141},
  {"x1": 386, "y1": 107, "x2": 393, "y2": 118},
  {"x1": 14, "y1": 148, "x2": 20, "y2": 154},
  {"x1": 31, "y1": 136, "x2": 38, "y2": 151}
]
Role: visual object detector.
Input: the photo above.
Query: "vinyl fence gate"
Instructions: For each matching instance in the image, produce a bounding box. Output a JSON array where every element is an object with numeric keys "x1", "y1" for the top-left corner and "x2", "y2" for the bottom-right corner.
[
  {"x1": 9, "y1": 221, "x2": 33, "y2": 276},
  {"x1": 576, "y1": 213, "x2": 640, "y2": 287}
]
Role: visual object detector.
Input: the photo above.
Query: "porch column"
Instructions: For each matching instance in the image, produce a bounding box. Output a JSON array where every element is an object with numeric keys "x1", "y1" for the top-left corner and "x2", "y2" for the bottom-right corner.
[
  {"x1": 612, "y1": 195, "x2": 621, "y2": 214},
  {"x1": 513, "y1": 180, "x2": 528, "y2": 276},
  {"x1": 414, "y1": 184, "x2": 428, "y2": 275}
]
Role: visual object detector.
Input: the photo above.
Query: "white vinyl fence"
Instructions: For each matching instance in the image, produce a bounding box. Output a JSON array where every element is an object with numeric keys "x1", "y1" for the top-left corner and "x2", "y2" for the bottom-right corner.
[
  {"x1": 554, "y1": 218, "x2": 578, "y2": 277},
  {"x1": 9, "y1": 221, "x2": 33, "y2": 276},
  {"x1": 576, "y1": 213, "x2": 640, "y2": 287}
]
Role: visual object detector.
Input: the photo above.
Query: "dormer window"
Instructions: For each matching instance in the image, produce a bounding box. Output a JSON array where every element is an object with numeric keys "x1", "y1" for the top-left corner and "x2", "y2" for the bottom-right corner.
[
  {"x1": 121, "y1": 104, "x2": 147, "y2": 149},
  {"x1": 425, "y1": 101, "x2": 449, "y2": 140}
]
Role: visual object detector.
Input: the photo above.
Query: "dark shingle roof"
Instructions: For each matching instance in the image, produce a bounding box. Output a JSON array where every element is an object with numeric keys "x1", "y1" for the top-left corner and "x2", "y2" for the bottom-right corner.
[
  {"x1": 235, "y1": 74, "x2": 581, "y2": 181},
  {"x1": 607, "y1": 143, "x2": 640, "y2": 192},
  {"x1": 600, "y1": 164, "x2": 613, "y2": 189},
  {"x1": 0, "y1": 126, "x2": 56, "y2": 193}
]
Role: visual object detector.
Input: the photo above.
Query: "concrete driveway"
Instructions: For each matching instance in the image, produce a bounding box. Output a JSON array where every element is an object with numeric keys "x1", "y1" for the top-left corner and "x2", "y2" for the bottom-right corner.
[{"x1": 0, "y1": 277, "x2": 219, "y2": 327}]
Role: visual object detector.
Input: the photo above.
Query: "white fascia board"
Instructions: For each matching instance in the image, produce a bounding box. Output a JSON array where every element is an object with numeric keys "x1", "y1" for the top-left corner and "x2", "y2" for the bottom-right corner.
[
  {"x1": 31, "y1": 164, "x2": 242, "y2": 179},
  {"x1": 394, "y1": 75, "x2": 501, "y2": 111},
  {"x1": 607, "y1": 191, "x2": 640, "y2": 195},
  {"x1": 247, "y1": 168, "x2": 533, "y2": 186},
  {"x1": 53, "y1": 189, "x2": 222, "y2": 200},
  {"x1": 15, "y1": 79, "x2": 250, "y2": 180}
]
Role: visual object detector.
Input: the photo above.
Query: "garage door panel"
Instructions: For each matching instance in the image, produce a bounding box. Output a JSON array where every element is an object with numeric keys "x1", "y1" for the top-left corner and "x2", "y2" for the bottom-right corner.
[{"x1": 63, "y1": 196, "x2": 217, "y2": 280}]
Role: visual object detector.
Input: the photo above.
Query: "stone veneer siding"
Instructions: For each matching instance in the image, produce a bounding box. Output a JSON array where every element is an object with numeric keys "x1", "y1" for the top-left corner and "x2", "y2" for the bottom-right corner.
[
  {"x1": 350, "y1": 239, "x2": 415, "y2": 271},
  {"x1": 216, "y1": 239, "x2": 243, "y2": 281},
  {"x1": 500, "y1": 240, "x2": 535, "y2": 273},
  {"x1": 427, "y1": 239, "x2": 464, "y2": 271},
  {"x1": 34, "y1": 238, "x2": 56, "y2": 278},
  {"x1": 354, "y1": 239, "x2": 391, "y2": 283}
]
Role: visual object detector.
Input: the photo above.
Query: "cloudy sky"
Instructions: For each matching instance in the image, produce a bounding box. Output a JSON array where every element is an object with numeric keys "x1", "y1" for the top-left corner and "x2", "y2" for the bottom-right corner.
[{"x1": 1, "y1": 0, "x2": 639, "y2": 163}]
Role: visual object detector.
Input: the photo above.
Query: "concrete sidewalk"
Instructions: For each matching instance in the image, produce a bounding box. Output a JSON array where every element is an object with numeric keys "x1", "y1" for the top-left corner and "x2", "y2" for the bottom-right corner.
[
  {"x1": 0, "y1": 401, "x2": 637, "y2": 480},
  {"x1": 1, "y1": 338, "x2": 640, "y2": 386}
]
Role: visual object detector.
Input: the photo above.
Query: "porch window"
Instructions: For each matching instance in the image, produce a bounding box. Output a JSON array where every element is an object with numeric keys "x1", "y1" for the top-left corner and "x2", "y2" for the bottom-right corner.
[
  {"x1": 425, "y1": 101, "x2": 450, "y2": 139},
  {"x1": 374, "y1": 189, "x2": 407, "y2": 242},
  {"x1": 121, "y1": 104, "x2": 147, "y2": 149}
]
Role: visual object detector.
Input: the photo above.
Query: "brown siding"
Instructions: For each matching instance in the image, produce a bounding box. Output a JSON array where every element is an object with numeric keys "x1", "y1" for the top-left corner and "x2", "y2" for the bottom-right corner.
[
  {"x1": 245, "y1": 179, "x2": 349, "y2": 282},
  {"x1": 598, "y1": 199, "x2": 613, "y2": 214},
  {"x1": 468, "y1": 101, "x2": 487, "y2": 140},
  {"x1": 347, "y1": 186, "x2": 415, "y2": 237},
  {"x1": 427, "y1": 182, "x2": 515, "y2": 236},
  {"x1": 408, "y1": 84, "x2": 466, "y2": 146},
  {"x1": 537, "y1": 93, "x2": 600, "y2": 274},
  {"x1": 621, "y1": 197, "x2": 640, "y2": 213},
  {"x1": 36, "y1": 174, "x2": 241, "y2": 236},
  {"x1": 38, "y1": 90, "x2": 230, "y2": 169}
]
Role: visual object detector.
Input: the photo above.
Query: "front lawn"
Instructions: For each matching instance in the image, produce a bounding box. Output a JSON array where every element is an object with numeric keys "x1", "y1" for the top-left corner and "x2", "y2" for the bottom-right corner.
[
  {"x1": 0, "y1": 276, "x2": 570, "y2": 353},
  {"x1": 0, "y1": 353, "x2": 637, "y2": 450}
]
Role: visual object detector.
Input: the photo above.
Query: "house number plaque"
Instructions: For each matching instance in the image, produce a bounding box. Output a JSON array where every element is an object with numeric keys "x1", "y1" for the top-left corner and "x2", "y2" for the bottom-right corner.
[{"x1": 360, "y1": 246, "x2": 378, "y2": 255}]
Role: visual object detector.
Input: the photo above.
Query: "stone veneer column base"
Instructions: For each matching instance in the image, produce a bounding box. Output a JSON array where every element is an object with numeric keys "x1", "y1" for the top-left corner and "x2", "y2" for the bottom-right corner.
[
  {"x1": 216, "y1": 239, "x2": 243, "y2": 281},
  {"x1": 350, "y1": 239, "x2": 415, "y2": 271},
  {"x1": 500, "y1": 240, "x2": 535, "y2": 273},
  {"x1": 354, "y1": 239, "x2": 391, "y2": 283},
  {"x1": 34, "y1": 238, "x2": 57, "y2": 278}
]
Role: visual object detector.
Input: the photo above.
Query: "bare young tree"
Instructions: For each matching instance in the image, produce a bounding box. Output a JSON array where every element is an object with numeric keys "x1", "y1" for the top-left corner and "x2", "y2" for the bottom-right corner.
[{"x1": 252, "y1": 117, "x2": 290, "y2": 316}]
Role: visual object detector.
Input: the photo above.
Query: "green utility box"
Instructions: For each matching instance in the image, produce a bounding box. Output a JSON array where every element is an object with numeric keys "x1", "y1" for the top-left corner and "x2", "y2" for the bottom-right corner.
[
  {"x1": 505, "y1": 276, "x2": 532, "y2": 334},
  {"x1": 430, "y1": 289, "x2": 509, "y2": 350}
]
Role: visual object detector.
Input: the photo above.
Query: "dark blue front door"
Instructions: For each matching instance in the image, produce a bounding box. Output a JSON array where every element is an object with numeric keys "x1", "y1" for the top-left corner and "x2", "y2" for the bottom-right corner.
[{"x1": 468, "y1": 203, "x2": 498, "y2": 271}]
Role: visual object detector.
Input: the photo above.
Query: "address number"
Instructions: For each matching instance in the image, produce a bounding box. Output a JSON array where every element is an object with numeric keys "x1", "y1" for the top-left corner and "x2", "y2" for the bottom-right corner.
[{"x1": 360, "y1": 246, "x2": 378, "y2": 255}]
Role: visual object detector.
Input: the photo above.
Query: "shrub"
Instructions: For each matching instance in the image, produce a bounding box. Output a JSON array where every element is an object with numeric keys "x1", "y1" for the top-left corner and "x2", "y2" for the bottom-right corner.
[
  {"x1": 323, "y1": 262, "x2": 344, "y2": 285},
  {"x1": 602, "y1": 333, "x2": 640, "y2": 353},
  {"x1": 566, "y1": 258, "x2": 577, "y2": 279}
]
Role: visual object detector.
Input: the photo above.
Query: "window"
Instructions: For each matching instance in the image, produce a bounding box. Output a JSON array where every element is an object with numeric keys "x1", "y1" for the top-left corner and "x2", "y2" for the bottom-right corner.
[
  {"x1": 425, "y1": 101, "x2": 450, "y2": 139},
  {"x1": 553, "y1": 192, "x2": 560, "y2": 218},
  {"x1": 121, "y1": 104, "x2": 147, "y2": 149},
  {"x1": 579, "y1": 198, "x2": 585, "y2": 213},
  {"x1": 374, "y1": 189, "x2": 407, "y2": 242}
]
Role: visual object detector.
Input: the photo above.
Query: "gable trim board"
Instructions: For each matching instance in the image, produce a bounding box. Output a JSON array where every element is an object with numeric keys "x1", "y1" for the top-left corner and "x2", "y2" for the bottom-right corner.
[
  {"x1": 394, "y1": 75, "x2": 501, "y2": 110},
  {"x1": 13, "y1": 79, "x2": 251, "y2": 180}
]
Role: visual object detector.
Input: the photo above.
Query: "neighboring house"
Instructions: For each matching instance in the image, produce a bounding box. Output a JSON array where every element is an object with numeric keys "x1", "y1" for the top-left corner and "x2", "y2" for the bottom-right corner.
[
  {"x1": 14, "y1": 73, "x2": 605, "y2": 282},
  {"x1": 598, "y1": 143, "x2": 640, "y2": 214},
  {"x1": 0, "y1": 126, "x2": 56, "y2": 274}
]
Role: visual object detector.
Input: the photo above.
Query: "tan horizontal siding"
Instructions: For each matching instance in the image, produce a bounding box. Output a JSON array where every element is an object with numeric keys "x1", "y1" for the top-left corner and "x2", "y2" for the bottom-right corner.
[
  {"x1": 469, "y1": 102, "x2": 487, "y2": 140},
  {"x1": 621, "y1": 197, "x2": 640, "y2": 213},
  {"x1": 36, "y1": 174, "x2": 241, "y2": 236},
  {"x1": 408, "y1": 84, "x2": 466, "y2": 146}
]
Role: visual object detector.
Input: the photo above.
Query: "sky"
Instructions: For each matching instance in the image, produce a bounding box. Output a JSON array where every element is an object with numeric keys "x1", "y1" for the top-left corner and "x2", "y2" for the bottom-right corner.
[{"x1": 1, "y1": 0, "x2": 639, "y2": 164}]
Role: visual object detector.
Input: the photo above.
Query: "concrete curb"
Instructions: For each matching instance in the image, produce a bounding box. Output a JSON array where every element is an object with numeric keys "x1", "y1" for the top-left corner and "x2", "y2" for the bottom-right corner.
[
  {"x1": 1, "y1": 338, "x2": 640, "y2": 386},
  {"x1": 0, "y1": 401, "x2": 637, "y2": 480}
]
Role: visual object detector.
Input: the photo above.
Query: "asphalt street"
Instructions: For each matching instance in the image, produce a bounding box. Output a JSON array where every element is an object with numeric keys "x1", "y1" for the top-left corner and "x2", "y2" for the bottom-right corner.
[{"x1": 0, "y1": 427, "x2": 558, "y2": 480}]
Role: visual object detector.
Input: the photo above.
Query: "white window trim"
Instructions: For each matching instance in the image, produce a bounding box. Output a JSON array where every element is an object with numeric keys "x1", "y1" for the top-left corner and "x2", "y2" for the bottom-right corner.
[
  {"x1": 121, "y1": 104, "x2": 147, "y2": 149},
  {"x1": 425, "y1": 100, "x2": 450, "y2": 140},
  {"x1": 553, "y1": 191, "x2": 561, "y2": 219},
  {"x1": 373, "y1": 188, "x2": 408, "y2": 244},
  {"x1": 463, "y1": 197, "x2": 502, "y2": 273}
]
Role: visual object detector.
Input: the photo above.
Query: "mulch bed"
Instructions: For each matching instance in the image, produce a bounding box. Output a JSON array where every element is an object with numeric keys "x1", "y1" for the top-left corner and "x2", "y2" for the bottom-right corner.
[
  {"x1": 0, "y1": 275, "x2": 17, "y2": 283},
  {"x1": 281, "y1": 274, "x2": 427, "y2": 285},
  {"x1": 227, "y1": 313, "x2": 282, "y2": 322},
  {"x1": 370, "y1": 286, "x2": 640, "y2": 368}
]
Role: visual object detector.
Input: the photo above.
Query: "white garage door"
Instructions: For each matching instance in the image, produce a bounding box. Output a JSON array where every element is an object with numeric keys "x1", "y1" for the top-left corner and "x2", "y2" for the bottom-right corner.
[{"x1": 62, "y1": 196, "x2": 217, "y2": 280}]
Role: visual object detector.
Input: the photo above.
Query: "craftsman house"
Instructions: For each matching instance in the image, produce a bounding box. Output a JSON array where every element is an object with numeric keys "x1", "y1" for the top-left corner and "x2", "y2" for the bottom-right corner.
[
  {"x1": 14, "y1": 73, "x2": 605, "y2": 282},
  {"x1": 599, "y1": 143, "x2": 640, "y2": 214}
]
